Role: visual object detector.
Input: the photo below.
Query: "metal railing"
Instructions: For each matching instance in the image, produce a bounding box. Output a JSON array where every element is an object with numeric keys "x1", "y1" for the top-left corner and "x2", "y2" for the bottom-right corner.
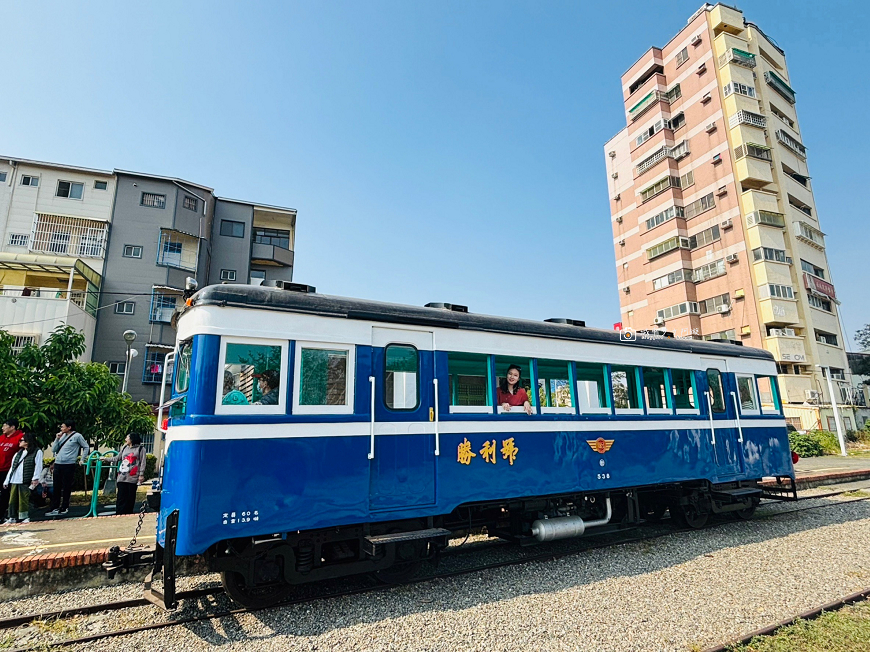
[
  {"x1": 718, "y1": 48, "x2": 756, "y2": 69},
  {"x1": 30, "y1": 214, "x2": 108, "y2": 259},
  {"x1": 729, "y1": 110, "x2": 766, "y2": 129}
]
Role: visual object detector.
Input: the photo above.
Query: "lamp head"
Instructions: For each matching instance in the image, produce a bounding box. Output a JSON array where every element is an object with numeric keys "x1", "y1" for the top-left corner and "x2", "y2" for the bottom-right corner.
[{"x1": 123, "y1": 329, "x2": 137, "y2": 344}]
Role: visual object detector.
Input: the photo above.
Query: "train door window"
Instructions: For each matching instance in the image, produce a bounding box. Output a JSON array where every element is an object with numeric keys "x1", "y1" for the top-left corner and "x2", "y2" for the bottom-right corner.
[
  {"x1": 611, "y1": 365, "x2": 643, "y2": 414},
  {"x1": 216, "y1": 338, "x2": 289, "y2": 415},
  {"x1": 575, "y1": 362, "x2": 610, "y2": 414},
  {"x1": 384, "y1": 344, "x2": 419, "y2": 410},
  {"x1": 757, "y1": 376, "x2": 781, "y2": 414},
  {"x1": 293, "y1": 342, "x2": 356, "y2": 415},
  {"x1": 537, "y1": 359, "x2": 575, "y2": 414},
  {"x1": 735, "y1": 374, "x2": 760, "y2": 415},
  {"x1": 174, "y1": 341, "x2": 192, "y2": 394},
  {"x1": 494, "y1": 356, "x2": 536, "y2": 414},
  {"x1": 706, "y1": 369, "x2": 726, "y2": 413},
  {"x1": 671, "y1": 369, "x2": 699, "y2": 414},
  {"x1": 643, "y1": 367, "x2": 671, "y2": 414},
  {"x1": 447, "y1": 352, "x2": 492, "y2": 413}
]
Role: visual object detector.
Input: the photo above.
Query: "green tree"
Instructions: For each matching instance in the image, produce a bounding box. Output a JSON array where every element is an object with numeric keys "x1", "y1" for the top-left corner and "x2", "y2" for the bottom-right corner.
[
  {"x1": 0, "y1": 325, "x2": 154, "y2": 449},
  {"x1": 856, "y1": 324, "x2": 870, "y2": 352}
]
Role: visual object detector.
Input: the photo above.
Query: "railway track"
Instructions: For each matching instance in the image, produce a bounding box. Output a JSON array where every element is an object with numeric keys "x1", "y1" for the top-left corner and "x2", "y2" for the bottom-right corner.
[{"x1": 4, "y1": 487, "x2": 869, "y2": 651}]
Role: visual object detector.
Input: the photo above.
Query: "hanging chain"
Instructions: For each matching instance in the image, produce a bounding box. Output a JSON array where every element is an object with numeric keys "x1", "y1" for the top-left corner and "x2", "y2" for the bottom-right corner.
[{"x1": 128, "y1": 494, "x2": 149, "y2": 549}]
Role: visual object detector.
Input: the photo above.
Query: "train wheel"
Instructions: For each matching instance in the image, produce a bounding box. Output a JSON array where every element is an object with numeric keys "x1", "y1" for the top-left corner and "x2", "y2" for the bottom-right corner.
[
  {"x1": 221, "y1": 571, "x2": 294, "y2": 609},
  {"x1": 734, "y1": 498, "x2": 759, "y2": 521},
  {"x1": 670, "y1": 499, "x2": 709, "y2": 530}
]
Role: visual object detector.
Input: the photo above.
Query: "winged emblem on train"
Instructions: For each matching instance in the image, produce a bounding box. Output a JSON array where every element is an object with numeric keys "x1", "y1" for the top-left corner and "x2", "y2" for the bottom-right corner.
[{"x1": 587, "y1": 438, "x2": 615, "y2": 454}]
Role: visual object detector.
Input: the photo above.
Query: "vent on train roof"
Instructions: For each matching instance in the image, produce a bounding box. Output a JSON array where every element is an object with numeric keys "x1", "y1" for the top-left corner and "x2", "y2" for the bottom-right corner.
[
  {"x1": 425, "y1": 302, "x2": 468, "y2": 313},
  {"x1": 270, "y1": 281, "x2": 316, "y2": 293},
  {"x1": 544, "y1": 318, "x2": 586, "y2": 327}
]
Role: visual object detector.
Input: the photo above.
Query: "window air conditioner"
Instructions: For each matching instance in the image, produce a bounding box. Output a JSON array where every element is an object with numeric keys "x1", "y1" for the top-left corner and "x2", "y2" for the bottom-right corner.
[
  {"x1": 717, "y1": 186, "x2": 728, "y2": 196},
  {"x1": 805, "y1": 390, "x2": 820, "y2": 402},
  {"x1": 726, "y1": 253, "x2": 739, "y2": 263},
  {"x1": 615, "y1": 215, "x2": 623, "y2": 224},
  {"x1": 654, "y1": 317, "x2": 665, "y2": 325},
  {"x1": 770, "y1": 328, "x2": 784, "y2": 337},
  {"x1": 783, "y1": 328, "x2": 795, "y2": 337},
  {"x1": 622, "y1": 286, "x2": 631, "y2": 294},
  {"x1": 691, "y1": 34, "x2": 702, "y2": 46},
  {"x1": 701, "y1": 93, "x2": 712, "y2": 104},
  {"x1": 619, "y1": 239, "x2": 626, "y2": 246},
  {"x1": 611, "y1": 172, "x2": 619, "y2": 179},
  {"x1": 717, "y1": 304, "x2": 731, "y2": 314},
  {"x1": 612, "y1": 193, "x2": 621, "y2": 201},
  {"x1": 721, "y1": 218, "x2": 733, "y2": 229},
  {"x1": 697, "y1": 63, "x2": 707, "y2": 75},
  {"x1": 705, "y1": 122, "x2": 717, "y2": 133}
]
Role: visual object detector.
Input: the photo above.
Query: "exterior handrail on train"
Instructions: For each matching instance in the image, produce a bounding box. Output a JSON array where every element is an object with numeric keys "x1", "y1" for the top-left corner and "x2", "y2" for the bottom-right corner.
[
  {"x1": 157, "y1": 350, "x2": 176, "y2": 434},
  {"x1": 731, "y1": 391, "x2": 745, "y2": 443},
  {"x1": 368, "y1": 376, "x2": 375, "y2": 460},
  {"x1": 433, "y1": 378, "x2": 440, "y2": 457},
  {"x1": 706, "y1": 391, "x2": 716, "y2": 445}
]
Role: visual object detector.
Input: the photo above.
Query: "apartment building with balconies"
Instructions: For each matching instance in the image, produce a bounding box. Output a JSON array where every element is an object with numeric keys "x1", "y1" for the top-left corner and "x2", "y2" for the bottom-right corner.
[
  {"x1": 92, "y1": 171, "x2": 297, "y2": 403},
  {"x1": 0, "y1": 156, "x2": 114, "y2": 360},
  {"x1": 604, "y1": 3, "x2": 863, "y2": 430}
]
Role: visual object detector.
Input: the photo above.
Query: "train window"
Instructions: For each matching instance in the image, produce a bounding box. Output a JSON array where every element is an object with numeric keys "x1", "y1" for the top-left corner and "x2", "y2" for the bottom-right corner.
[
  {"x1": 537, "y1": 359, "x2": 574, "y2": 413},
  {"x1": 174, "y1": 341, "x2": 192, "y2": 394},
  {"x1": 447, "y1": 352, "x2": 492, "y2": 413},
  {"x1": 216, "y1": 338, "x2": 288, "y2": 415},
  {"x1": 671, "y1": 369, "x2": 698, "y2": 413},
  {"x1": 757, "y1": 376, "x2": 781, "y2": 414},
  {"x1": 642, "y1": 367, "x2": 671, "y2": 413},
  {"x1": 384, "y1": 344, "x2": 419, "y2": 410},
  {"x1": 706, "y1": 369, "x2": 726, "y2": 413},
  {"x1": 736, "y1": 375, "x2": 759, "y2": 414},
  {"x1": 494, "y1": 356, "x2": 536, "y2": 414},
  {"x1": 611, "y1": 365, "x2": 643, "y2": 413},
  {"x1": 293, "y1": 343, "x2": 356, "y2": 415},
  {"x1": 575, "y1": 362, "x2": 610, "y2": 414}
]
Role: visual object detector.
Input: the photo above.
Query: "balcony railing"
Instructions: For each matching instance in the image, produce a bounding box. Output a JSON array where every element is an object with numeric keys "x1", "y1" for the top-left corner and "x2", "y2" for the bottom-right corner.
[
  {"x1": 718, "y1": 48, "x2": 756, "y2": 69},
  {"x1": 764, "y1": 71, "x2": 796, "y2": 104},
  {"x1": 746, "y1": 210, "x2": 786, "y2": 228},
  {"x1": 776, "y1": 129, "x2": 807, "y2": 158},
  {"x1": 729, "y1": 110, "x2": 766, "y2": 129},
  {"x1": 156, "y1": 229, "x2": 199, "y2": 272},
  {"x1": 30, "y1": 214, "x2": 108, "y2": 259},
  {"x1": 0, "y1": 286, "x2": 96, "y2": 315},
  {"x1": 251, "y1": 243, "x2": 295, "y2": 267},
  {"x1": 793, "y1": 221, "x2": 825, "y2": 249},
  {"x1": 629, "y1": 90, "x2": 667, "y2": 120},
  {"x1": 734, "y1": 143, "x2": 772, "y2": 161}
]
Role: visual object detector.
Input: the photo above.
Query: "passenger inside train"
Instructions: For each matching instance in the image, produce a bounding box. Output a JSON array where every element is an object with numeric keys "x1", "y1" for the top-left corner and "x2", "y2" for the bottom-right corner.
[{"x1": 496, "y1": 364, "x2": 533, "y2": 415}]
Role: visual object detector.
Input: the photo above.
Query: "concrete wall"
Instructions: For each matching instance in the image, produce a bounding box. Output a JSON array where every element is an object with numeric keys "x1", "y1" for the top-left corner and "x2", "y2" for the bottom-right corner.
[{"x1": 210, "y1": 200, "x2": 253, "y2": 285}]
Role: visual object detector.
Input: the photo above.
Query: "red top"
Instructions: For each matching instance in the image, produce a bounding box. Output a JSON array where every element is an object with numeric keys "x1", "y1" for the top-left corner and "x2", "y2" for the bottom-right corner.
[
  {"x1": 497, "y1": 387, "x2": 529, "y2": 407},
  {"x1": 0, "y1": 430, "x2": 24, "y2": 473}
]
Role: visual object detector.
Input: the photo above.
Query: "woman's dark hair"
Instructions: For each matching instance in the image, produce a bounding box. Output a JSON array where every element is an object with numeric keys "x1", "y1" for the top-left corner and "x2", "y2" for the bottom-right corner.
[
  {"x1": 4, "y1": 418, "x2": 19, "y2": 429},
  {"x1": 21, "y1": 432, "x2": 38, "y2": 453},
  {"x1": 499, "y1": 364, "x2": 524, "y2": 395},
  {"x1": 128, "y1": 432, "x2": 142, "y2": 446}
]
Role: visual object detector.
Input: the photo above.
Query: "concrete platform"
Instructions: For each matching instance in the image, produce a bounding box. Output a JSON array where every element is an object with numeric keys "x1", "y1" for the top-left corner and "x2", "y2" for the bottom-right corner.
[{"x1": 0, "y1": 455, "x2": 868, "y2": 598}]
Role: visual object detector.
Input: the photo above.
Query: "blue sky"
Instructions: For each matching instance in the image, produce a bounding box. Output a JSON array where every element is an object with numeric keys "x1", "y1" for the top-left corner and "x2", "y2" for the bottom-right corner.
[{"x1": 2, "y1": 1, "x2": 867, "y2": 347}]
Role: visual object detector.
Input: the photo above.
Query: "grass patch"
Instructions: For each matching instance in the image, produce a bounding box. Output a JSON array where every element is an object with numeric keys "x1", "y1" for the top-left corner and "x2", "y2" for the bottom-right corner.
[
  {"x1": 727, "y1": 600, "x2": 870, "y2": 651},
  {"x1": 66, "y1": 486, "x2": 149, "y2": 507},
  {"x1": 842, "y1": 490, "x2": 870, "y2": 498},
  {"x1": 33, "y1": 617, "x2": 81, "y2": 637}
]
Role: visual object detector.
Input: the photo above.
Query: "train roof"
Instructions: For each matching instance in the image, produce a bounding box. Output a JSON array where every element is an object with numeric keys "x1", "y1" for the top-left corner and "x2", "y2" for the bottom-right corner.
[{"x1": 186, "y1": 283, "x2": 775, "y2": 362}]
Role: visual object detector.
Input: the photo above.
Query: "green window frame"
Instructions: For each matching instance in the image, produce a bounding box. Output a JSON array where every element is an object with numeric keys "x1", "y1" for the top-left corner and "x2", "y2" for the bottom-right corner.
[
  {"x1": 447, "y1": 352, "x2": 492, "y2": 412},
  {"x1": 611, "y1": 365, "x2": 643, "y2": 412},
  {"x1": 575, "y1": 362, "x2": 610, "y2": 414}
]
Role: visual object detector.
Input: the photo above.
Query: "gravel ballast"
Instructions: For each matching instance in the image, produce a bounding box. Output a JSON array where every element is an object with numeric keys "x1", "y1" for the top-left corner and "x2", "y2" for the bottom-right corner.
[{"x1": 5, "y1": 493, "x2": 870, "y2": 651}]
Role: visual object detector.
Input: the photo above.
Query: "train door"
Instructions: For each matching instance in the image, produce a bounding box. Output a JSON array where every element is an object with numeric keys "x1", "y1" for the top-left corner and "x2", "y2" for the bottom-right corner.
[
  {"x1": 368, "y1": 327, "x2": 437, "y2": 511},
  {"x1": 703, "y1": 358, "x2": 744, "y2": 476}
]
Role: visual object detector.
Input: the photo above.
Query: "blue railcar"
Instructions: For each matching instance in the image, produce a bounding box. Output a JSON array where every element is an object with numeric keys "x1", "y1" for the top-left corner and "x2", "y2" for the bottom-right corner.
[{"x1": 132, "y1": 283, "x2": 794, "y2": 607}]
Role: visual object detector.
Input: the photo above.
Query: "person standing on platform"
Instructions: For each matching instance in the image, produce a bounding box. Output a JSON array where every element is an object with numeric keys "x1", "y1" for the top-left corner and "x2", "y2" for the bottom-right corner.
[
  {"x1": 0, "y1": 419, "x2": 25, "y2": 519},
  {"x1": 3, "y1": 433, "x2": 42, "y2": 524},
  {"x1": 104, "y1": 433, "x2": 146, "y2": 515},
  {"x1": 46, "y1": 420, "x2": 90, "y2": 517}
]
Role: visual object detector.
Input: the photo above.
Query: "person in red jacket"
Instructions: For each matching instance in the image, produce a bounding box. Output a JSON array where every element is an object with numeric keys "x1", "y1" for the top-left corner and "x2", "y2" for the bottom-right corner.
[{"x1": 0, "y1": 419, "x2": 25, "y2": 519}]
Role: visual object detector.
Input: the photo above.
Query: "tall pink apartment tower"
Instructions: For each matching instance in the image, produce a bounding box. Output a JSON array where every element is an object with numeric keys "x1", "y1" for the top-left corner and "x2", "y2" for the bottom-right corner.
[{"x1": 604, "y1": 3, "x2": 867, "y2": 430}]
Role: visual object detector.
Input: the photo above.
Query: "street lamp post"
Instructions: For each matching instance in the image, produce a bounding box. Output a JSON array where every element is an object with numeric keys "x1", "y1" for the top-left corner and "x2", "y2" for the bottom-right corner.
[
  {"x1": 122, "y1": 330, "x2": 137, "y2": 394},
  {"x1": 818, "y1": 364, "x2": 847, "y2": 457}
]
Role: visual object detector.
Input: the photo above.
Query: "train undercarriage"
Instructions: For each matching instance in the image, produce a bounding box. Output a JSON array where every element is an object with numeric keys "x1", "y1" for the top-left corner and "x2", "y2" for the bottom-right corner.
[{"x1": 103, "y1": 476, "x2": 795, "y2": 610}]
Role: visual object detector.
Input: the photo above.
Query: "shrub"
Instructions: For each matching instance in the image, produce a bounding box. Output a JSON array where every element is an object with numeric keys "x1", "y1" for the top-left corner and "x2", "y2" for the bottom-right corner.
[
  {"x1": 813, "y1": 430, "x2": 842, "y2": 455},
  {"x1": 788, "y1": 431, "x2": 824, "y2": 458}
]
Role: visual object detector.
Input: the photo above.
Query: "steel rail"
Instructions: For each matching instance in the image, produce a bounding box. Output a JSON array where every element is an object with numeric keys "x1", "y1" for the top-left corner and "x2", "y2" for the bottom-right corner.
[
  {"x1": 702, "y1": 586, "x2": 870, "y2": 652},
  {"x1": 5, "y1": 489, "x2": 869, "y2": 650}
]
